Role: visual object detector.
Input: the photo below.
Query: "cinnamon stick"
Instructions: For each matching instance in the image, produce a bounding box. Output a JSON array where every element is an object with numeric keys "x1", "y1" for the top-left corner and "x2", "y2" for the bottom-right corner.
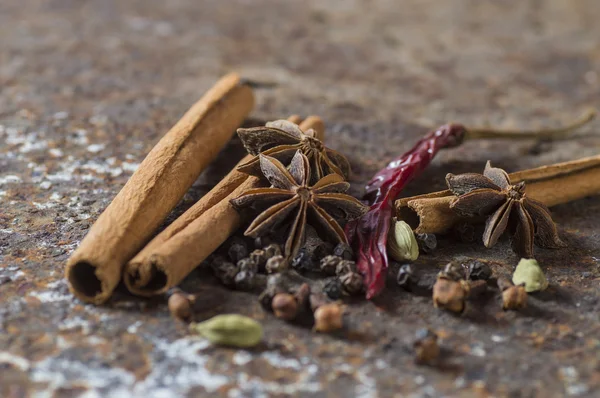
[
  {"x1": 66, "y1": 73, "x2": 254, "y2": 304},
  {"x1": 124, "y1": 116, "x2": 325, "y2": 296},
  {"x1": 395, "y1": 155, "x2": 600, "y2": 234}
]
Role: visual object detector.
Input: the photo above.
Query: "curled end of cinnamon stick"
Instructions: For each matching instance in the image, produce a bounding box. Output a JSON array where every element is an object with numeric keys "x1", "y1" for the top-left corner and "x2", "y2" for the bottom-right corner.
[
  {"x1": 66, "y1": 260, "x2": 112, "y2": 305},
  {"x1": 396, "y1": 196, "x2": 462, "y2": 234},
  {"x1": 124, "y1": 256, "x2": 171, "y2": 297}
]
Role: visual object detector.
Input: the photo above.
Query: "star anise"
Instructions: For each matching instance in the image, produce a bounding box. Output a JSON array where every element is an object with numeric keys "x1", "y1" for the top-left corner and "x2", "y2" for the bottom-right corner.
[
  {"x1": 236, "y1": 119, "x2": 351, "y2": 184},
  {"x1": 446, "y1": 161, "x2": 566, "y2": 258},
  {"x1": 231, "y1": 151, "x2": 367, "y2": 259}
]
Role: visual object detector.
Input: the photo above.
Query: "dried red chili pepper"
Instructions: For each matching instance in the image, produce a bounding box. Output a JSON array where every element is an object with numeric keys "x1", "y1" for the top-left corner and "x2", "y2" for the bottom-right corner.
[
  {"x1": 345, "y1": 125, "x2": 465, "y2": 298},
  {"x1": 346, "y1": 110, "x2": 595, "y2": 299}
]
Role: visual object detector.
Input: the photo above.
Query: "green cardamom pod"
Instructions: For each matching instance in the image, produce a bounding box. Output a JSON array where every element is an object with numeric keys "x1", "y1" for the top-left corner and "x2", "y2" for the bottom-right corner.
[
  {"x1": 512, "y1": 258, "x2": 548, "y2": 292},
  {"x1": 190, "y1": 314, "x2": 263, "y2": 348},
  {"x1": 387, "y1": 219, "x2": 419, "y2": 262}
]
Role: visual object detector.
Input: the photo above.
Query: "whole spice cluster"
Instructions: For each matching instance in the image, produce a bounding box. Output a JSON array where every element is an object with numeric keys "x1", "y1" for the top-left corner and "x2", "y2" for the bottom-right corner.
[
  {"x1": 206, "y1": 120, "x2": 370, "y2": 331},
  {"x1": 218, "y1": 116, "x2": 562, "y2": 330},
  {"x1": 167, "y1": 114, "x2": 591, "y2": 338},
  {"x1": 60, "y1": 72, "x2": 597, "y2": 354}
]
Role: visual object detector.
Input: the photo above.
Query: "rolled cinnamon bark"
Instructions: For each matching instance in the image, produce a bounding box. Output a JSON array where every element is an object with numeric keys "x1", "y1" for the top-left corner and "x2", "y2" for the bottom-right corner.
[
  {"x1": 66, "y1": 73, "x2": 254, "y2": 304},
  {"x1": 395, "y1": 155, "x2": 600, "y2": 234},
  {"x1": 124, "y1": 117, "x2": 326, "y2": 296}
]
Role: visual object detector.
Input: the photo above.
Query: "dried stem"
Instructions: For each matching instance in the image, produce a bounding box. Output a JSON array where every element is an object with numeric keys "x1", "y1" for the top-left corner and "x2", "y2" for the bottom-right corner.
[{"x1": 465, "y1": 109, "x2": 596, "y2": 140}]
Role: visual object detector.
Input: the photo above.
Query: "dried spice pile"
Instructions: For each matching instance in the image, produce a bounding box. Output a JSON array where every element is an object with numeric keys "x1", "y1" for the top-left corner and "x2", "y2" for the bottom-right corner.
[
  {"x1": 203, "y1": 120, "x2": 371, "y2": 331},
  {"x1": 185, "y1": 112, "x2": 598, "y2": 341}
]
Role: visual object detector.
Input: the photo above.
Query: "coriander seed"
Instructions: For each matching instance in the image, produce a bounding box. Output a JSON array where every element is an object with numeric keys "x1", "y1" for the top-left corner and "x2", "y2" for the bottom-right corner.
[
  {"x1": 497, "y1": 277, "x2": 527, "y2": 310},
  {"x1": 413, "y1": 328, "x2": 440, "y2": 364},
  {"x1": 168, "y1": 291, "x2": 195, "y2": 321},
  {"x1": 432, "y1": 275, "x2": 469, "y2": 313},
  {"x1": 313, "y1": 303, "x2": 343, "y2": 333}
]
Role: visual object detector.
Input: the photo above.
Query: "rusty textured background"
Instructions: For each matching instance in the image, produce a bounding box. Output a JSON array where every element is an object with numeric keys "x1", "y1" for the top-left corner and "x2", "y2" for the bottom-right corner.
[{"x1": 1, "y1": 0, "x2": 599, "y2": 396}]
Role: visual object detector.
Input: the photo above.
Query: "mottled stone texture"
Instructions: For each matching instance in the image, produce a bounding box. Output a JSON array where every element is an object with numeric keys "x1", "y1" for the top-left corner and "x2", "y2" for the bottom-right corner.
[{"x1": 1, "y1": 0, "x2": 599, "y2": 396}]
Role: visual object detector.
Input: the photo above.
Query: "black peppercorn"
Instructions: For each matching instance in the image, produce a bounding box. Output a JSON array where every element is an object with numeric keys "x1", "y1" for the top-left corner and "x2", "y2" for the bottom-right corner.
[
  {"x1": 440, "y1": 261, "x2": 467, "y2": 281},
  {"x1": 466, "y1": 260, "x2": 493, "y2": 281},
  {"x1": 333, "y1": 243, "x2": 354, "y2": 261},
  {"x1": 303, "y1": 225, "x2": 333, "y2": 262},
  {"x1": 228, "y1": 240, "x2": 249, "y2": 263},
  {"x1": 397, "y1": 263, "x2": 419, "y2": 290},
  {"x1": 323, "y1": 278, "x2": 343, "y2": 300},
  {"x1": 415, "y1": 233, "x2": 437, "y2": 254},
  {"x1": 234, "y1": 270, "x2": 255, "y2": 290},
  {"x1": 291, "y1": 248, "x2": 315, "y2": 273},
  {"x1": 259, "y1": 289, "x2": 274, "y2": 310},
  {"x1": 210, "y1": 256, "x2": 238, "y2": 287},
  {"x1": 231, "y1": 258, "x2": 257, "y2": 290}
]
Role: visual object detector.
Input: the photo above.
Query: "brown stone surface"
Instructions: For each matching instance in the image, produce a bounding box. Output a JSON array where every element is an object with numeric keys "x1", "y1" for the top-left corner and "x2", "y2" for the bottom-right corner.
[{"x1": 1, "y1": 0, "x2": 599, "y2": 396}]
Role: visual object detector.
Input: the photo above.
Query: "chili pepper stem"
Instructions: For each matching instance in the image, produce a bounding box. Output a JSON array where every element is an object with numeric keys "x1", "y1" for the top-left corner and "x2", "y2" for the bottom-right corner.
[{"x1": 464, "y1": 109, "x2": 596, "y2": 140}]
